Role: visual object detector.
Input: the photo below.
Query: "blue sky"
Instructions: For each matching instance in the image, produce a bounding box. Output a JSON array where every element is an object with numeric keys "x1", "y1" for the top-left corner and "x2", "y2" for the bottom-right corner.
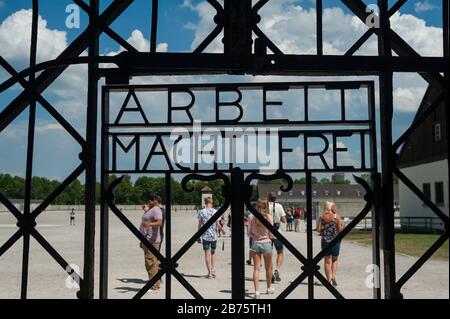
[{"x1": 0, "y1": 0, "x2": 446, "y2": 181}]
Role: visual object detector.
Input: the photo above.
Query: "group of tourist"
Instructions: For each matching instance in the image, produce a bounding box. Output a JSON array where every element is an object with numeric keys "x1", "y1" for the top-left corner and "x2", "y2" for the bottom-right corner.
[
  {"x1": 137, "y1": 192, "x2": 345, "y2": 297},
  {"x1": 285, "y1": 207, "x2": 305, "y2": 232}
]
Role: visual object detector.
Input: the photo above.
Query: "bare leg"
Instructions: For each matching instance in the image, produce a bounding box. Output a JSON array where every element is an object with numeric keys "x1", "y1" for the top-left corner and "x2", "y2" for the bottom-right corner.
[
  {"x1": 204, "y1": 250, "x2": 211, "y2": 275},
  {"x1": 253, "y1": 253, "x2": 261, "y2": 293},
  {"x1": 263, "y1": 253, "x2": 273, "y2": 289},
  {"x1": 276, "y1": 251, "x2": 284, "y2": 269},
  {"x1": 211, "y1": 250, "x2": 216, "y2": 272},
  {"x1": 248, "y1": 250, "x2": 254, "y2": 263},
  {"x1": 324, "y1": 256, "x2": 332, "y2": 282},
  {"x1": 331, "y1": 256, "x2": 339, "y2": 281}
]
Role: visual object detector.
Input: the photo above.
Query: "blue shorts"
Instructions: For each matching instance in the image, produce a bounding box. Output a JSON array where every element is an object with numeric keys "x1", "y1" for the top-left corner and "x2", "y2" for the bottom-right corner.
[
  {"x1": 202, "y1": 240, "x2": 217, "y2": 251},
  {"x1": 271, "y1": 238, "x2": 284, "y2": 252},
  {"x1": 250, "y1": 241, "x2": 272, "y2": 254},
  {"x1": 321, "y1": 239, "x2": 341, "y2": 257}
]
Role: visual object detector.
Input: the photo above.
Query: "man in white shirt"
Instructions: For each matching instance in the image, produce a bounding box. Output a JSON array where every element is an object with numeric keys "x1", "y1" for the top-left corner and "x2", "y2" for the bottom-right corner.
[{"x1": 267, "y1": 192, "x2": 286, "y2": 282}]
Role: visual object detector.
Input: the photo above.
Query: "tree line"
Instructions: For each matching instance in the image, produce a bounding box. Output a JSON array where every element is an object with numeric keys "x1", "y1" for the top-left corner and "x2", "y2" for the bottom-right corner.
[
  {"x1": 1, "y1": 173, "x2": 380, "y2": 206},
  {"x1": 0, "y1": 173, "x2": 227, "y2": 206}
]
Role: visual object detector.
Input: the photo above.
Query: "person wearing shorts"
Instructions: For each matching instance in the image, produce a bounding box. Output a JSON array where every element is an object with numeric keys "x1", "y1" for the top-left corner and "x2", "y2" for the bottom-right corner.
[
  {"x1": 267, "y1": 192, "x2": 286, "y2": 282},
  {"x1": 248, "y1": 200, "x2": 275, "y2": 299},
  {"x1": 316, "y1": 201, "x2": 345, "y2": 286},
  {"x1": 198, "y1": 197, "x2": 225, "y2": 279}
]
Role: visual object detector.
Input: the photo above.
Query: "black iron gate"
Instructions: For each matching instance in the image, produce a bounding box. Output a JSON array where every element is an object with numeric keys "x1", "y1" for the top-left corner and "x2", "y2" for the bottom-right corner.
[
  {"x1": 0, "y1": 0, "x2": 448, "y2": 299},
  {"x1": 100, "y1": 81, "x2": 379, "y2": 299}
]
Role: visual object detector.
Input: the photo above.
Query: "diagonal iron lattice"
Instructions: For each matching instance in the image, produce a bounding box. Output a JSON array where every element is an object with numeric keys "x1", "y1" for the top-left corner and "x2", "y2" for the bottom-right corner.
[{"x1": 0, "y1": 0, "x2": 448, "y2": 300}]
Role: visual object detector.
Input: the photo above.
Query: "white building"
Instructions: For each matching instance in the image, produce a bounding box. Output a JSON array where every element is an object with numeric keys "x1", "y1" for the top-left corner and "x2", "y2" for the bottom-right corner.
[{"x1": 398, "y1": 85, "x2": 448, "y2": 232}]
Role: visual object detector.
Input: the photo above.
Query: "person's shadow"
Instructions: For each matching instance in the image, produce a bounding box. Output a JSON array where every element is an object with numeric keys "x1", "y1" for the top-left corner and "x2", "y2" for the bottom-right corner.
[
  {"x1": 115, "y1": 278, "x2": 148, "y2": 294},
  {"x1": 117, "y1": 278, "x2": 147, "y2": 284}
]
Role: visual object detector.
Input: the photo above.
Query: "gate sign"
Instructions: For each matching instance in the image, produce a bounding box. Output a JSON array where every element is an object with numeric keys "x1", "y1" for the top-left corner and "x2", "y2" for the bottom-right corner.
[{"x1": 102, "y1": 81, "x2": 376, "y2": 174}]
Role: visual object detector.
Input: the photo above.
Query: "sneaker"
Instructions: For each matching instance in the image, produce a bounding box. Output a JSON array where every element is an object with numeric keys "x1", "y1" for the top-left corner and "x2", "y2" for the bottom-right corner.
[
  {"x1": 271, "y1": 276, "x2": 275, "y2": 284},
  {"x1": 254, "y1": 291, "x2": 260, "y2": 299},
  {"x1": 274, "y1": 269, "x2": 281, "y2": 282},
  {"x1": 332, "y1": 278, "x2": 338, "y2": 286},
  {"x1": 211, "y1": 270, "x2": 216, "y2": 278},
  {"x1": 266, "y1": 287, "x2": 275, "y2": 295},
  {"x1": 206, "y1": 273, "x2": 212, "y2": 279}
]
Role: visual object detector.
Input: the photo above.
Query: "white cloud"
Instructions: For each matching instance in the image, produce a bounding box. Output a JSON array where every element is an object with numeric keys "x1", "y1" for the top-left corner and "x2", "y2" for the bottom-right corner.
[
  {"x1": 390, "y1": 12, "x2": 443, "y2": 57},
  {"x1": 414, "y1": 1, "x2": 440, "y2": 12},
  {"x1": 35, "y1": 123, "x2": 65, "y2": 133},
  {"x1": 393, "y1": 87, "x2": 428, "y2": 113},
  {"x1": 0, "y1": 9, "x2": 67, "y2": 68},
  {"x1": 180, "y1": 0, "x2": 195, "y2": 11},
  {"x1": 0, "y1": 4, "x2": 445, "y2": 178},
  {"x1": 107, "y1": 29, "x2": 168, "y2": 54}
]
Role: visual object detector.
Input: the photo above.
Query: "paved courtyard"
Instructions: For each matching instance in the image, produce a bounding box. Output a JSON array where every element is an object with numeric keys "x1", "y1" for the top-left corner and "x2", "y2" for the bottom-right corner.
[{"x1": 0, "y1": 210, "x2": 448, "y2": 299}]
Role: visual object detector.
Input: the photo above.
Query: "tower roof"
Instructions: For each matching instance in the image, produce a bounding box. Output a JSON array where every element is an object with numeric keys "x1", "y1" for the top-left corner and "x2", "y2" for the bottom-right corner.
[{"x1": 201, "y1": 185, "x2": 213, "y2": 193}]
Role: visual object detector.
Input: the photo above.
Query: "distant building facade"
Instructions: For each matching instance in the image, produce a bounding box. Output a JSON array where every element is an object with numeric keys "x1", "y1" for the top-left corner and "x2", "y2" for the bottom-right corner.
[
  {"x1": 398, "y1": 85, "x2": 449, "y2": 232},
  {"x1": 258, "y1": 183, "x2": 399, "y2": 220}
]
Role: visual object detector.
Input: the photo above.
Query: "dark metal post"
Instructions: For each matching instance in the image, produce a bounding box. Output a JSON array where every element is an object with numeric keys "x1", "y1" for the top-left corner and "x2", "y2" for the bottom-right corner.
[
  {"x1": 442, "y1": 0, "x2": 450, "y2": 275},
  {"x1": 99, "y1": 88, "x2": 109, "y2": 299},
  {"x1": 377, "y1": 0, "x2": 398, "y2": 299},
  {"x1": 80, "y1": 0, "x2": 99, "y2": 299},
  {"x1": 371, "y1": 173, "x2": 382, "y2": 299},
  {"x1": 316, "y1": 0, "x2": 323, "y2": 55},
  {"x1": 150, "y1": 0, "x2": 159, "y2": 53},
  {"x1": 165, "y1": 173, "x2": 172, "y2": 299},
  {"x1": 305, "y1": 172, "x2": 314, "y2": 299},
  {"x1": 20, "y1": 0, "x2": 39, "y2": 299},
  {"x1": 223, "y1": 0, "x2": 252, "y2": 56},
  {"x1": 230, "y1": 167, "x2": 245, "y2": 299}
]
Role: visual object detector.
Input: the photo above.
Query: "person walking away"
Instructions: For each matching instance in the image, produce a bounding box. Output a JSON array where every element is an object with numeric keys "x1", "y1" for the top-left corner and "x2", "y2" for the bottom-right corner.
[
  {"x1": 316, "y1": 201, "x2": 345, "y2": 286},
  {"x1": 267, "y1": 192, "x2": 286, "y2": 282},
  {"x1": 244, "y1": 208, "x2": 255, "y2": 265},
  {"x1": 294, "y1": 208, "x2": 302, "y2": 232},
  {"x1": 198, "y1": 197, "x2": 225, "y2": 278},
  {"x1": 139, "y1": 194, "x2": 164, "y2": 292},
  {"x1": 70, "y1": 208, "x2": 75, "y2": 226},
  {"x1": 248, "y1": 200, "x2": 275, "y2": 299},
  {"x1": 286, "y1": 208, "x2": 294, "y2": 231}
]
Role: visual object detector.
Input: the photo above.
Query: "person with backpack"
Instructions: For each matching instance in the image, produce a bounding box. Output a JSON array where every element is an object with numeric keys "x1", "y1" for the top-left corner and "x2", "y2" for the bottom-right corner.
[
  {"x1": 197, "y1": 197, "x2": 226, "y2": 278},
  {"x1": 267, "y1": 192, "x2": 286, "y2": 283},
  {"x1": 316, "y1": 201, "x2": 345, "y2": 286}
]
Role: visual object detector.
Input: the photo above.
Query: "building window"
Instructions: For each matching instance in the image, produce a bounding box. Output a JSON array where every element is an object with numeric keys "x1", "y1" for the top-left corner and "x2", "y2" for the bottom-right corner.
[
  {"x1": 435, "y1": 182, "x2": 444, "y2": 206},
  {"x1": 433, "y1": 123, "x2": 442, "y2": 142},
  {"x1": 289, "y1": 190, "x2": 293, "y2": 196},
  {"x1": 423, "y1": 183, "x2": 431, "y2": 201},
  {"x1": 313, "y1": 191, "x2": 317, "y2": 196},
  {"x1": 356, "y1": 191, "x2": 362, "y2": 197},
  {"x1": 324, "y1": 190, "x2": 329, "y2": 196}
]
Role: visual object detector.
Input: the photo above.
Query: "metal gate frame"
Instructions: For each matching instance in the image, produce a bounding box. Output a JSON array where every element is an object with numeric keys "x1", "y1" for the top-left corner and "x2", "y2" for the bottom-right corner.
[
  {"x1": 100, "y1": 80, "x2": 378, "y2": 299},
  {"x1": 0, "y1": 0, "x2": 448, "y2": 299}
]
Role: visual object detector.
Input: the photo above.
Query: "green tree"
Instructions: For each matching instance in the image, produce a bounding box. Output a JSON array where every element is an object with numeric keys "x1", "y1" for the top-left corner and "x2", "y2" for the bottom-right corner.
[{"x1": 294, "y1": 176, "x2": 318, "y2": 184}]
